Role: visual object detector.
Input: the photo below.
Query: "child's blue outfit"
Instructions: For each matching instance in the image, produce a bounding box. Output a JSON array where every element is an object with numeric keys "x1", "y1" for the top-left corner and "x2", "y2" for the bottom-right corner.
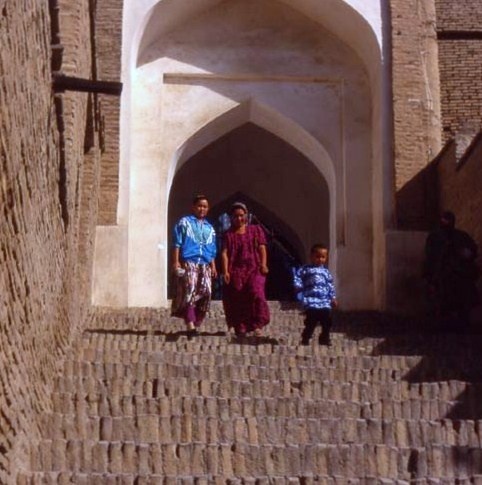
[{"x1": 294, "y1": 264, "x2": 336, "y2": 345}]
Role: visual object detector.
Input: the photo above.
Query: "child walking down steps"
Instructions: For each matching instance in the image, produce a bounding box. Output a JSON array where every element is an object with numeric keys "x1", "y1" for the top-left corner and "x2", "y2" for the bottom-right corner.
[{"x1": 294, "y1": 243, "x2": 338, "y2": 346}]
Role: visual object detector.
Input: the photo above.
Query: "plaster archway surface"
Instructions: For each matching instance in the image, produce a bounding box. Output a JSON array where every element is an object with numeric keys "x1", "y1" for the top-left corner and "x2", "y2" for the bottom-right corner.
[
  {"x1": 130, "y1": 87, "x2": 374, "y2": 309},
  {"x1": 169, "y1": 100, "x2": 337, "y2": 216},
  {"x1": 168, "y1": 118, "x2": 333, "y2": 263},
  {"x1": 95, "y1": 0, "x2": 384, "y2": 308},
  {"x1": 165, "y1": 101, "x2": 338, "y2": 284},
  {"x1": 119, "y1": 0, "x2": 386, "y2": 223},
  {"x1": 136, "y1": 0, "x2": 383, "y2": 83}
]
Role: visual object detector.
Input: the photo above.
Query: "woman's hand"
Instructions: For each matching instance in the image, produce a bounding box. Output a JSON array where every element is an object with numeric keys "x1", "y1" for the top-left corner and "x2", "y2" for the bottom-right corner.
[
  {"x1": 260, "y1": 265, "x2": 269, "y2": 275},
  {"x1": 209, "y1": 260, "x2": 217, "y2": 279},
  {"x1": 172, "y1": 247, "x2": 182, "y2": 274},
  {"x1": 223, "y1": 272, "x2": 231, "y2": 285},
  {"x1": 172, "y1": 261, "x2": 181, "y2": 273}
]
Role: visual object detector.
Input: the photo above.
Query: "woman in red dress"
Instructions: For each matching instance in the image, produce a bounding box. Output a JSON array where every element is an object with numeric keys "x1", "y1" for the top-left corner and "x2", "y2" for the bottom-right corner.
[{"x1": 221, "y1": 202, "x2": 270, "y2": 337}]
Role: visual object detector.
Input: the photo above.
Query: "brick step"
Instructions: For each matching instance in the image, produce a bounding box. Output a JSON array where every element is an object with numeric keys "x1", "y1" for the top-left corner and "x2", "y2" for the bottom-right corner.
[
  {"x1": 51, "y1": 391, "x2": 471, "y2": 421},
  {"x1": 85, "y1": 304, "x2": 420, "y2": 323},
  {"x1": 69, "y1": 352, "x2": 430, "y2": 368},
  {"x1": 85, "y1": 317, "x2": 308, "y2": 334},
  {"x1": 62, "y1": 357, "x2": 482, "y2": 386},
  {"x1": 54, "y1": 360, "x2": 481, "y2": 393},
  {"x1": 79, "y1": 332, "x2": 481, "y2": 361},
  {"x1": 73, "y1": 337, "x2": 474, "y2": 367},
  {"x1": 40, "y1": 413, "x2": 482, "y2": 447},
  {"x1": 17, "y1": 471, "x2": 482, "y2": 485},
  {"x1": 86, "y1": 307, "x2": 482, "y2": 336},
  {"x1": 81, "y1": 325, "x2": 473, "y2": 344},
  {"x1": 59, "y1": 362, "x2": 438, "y2": 385},
  {"x1": 61, "y1": 358, "x2": 482, "y2": 385},
  {"x1": 87, "y1": 304, "x2": 300, "y2": 323},
  {"x1": 29, "y1": 440, "x2": 482, "y2": 479},
  {"x1": 52, "y1": 376, "x2": 473, "y2": 400},
  {"x1": 61, "y1": 357, "x2": 481, "y2": 383},
  {"x1": 55, "y1": 373, "x2": 415, "y2": 392},
  {"x1": 74, "y1": 337, "x2": 382, "y2": 361},
  {"x1": 54, "y1": 378, "x2": 471, "y2": 402},
  {"x1": 80, "y1": 333, "x2": 375, "y2": 353}
]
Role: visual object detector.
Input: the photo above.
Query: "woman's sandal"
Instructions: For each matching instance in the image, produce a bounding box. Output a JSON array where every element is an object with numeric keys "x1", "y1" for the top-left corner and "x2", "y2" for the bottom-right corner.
[{"x1": 186, "y1": 322, "x2": 198, "y2": 338}]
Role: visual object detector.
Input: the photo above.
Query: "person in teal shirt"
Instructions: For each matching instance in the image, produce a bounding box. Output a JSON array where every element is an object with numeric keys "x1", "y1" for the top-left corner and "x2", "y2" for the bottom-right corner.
[{"x1": 171, "y1": 195, "x2": 217, "y2": 334}]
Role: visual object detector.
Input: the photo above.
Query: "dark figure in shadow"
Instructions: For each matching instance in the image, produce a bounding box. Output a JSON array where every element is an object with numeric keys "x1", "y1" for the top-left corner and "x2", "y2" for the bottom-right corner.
[{"x1": 423, "y1": 211, "x2": 480, "y2": 331}]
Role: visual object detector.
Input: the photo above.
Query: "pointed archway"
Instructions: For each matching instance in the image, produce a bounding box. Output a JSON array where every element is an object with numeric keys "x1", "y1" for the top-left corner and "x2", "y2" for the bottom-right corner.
[
  {"x1": 90, "y1": 0, "x2": 386, "y2": 309},
  {"x1": 168, "y1": 121, "x2": 330, "y2": 300},
  {"x1": 168, "y1": 99, "x2": 337, "y2": 256}
]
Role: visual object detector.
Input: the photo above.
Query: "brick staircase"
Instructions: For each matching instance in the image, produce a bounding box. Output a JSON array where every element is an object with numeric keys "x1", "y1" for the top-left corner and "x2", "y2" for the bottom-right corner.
[{"x1": 18, "y1": 304, "x2": 482, "y2": 483}]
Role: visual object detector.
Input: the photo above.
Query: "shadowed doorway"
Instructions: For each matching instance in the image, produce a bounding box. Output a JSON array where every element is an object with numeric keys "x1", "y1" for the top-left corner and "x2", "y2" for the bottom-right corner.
[
  {"x1": 209, "y1": 192, "x2": 302, "y2": 301},
  {"x1": 168, "y1": 122, "x2": 330, "y2": 300}
]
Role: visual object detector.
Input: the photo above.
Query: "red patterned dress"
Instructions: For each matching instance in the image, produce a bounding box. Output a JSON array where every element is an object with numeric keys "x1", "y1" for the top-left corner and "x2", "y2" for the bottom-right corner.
[{"x1": 222, "y1": 224, "x2": 270, "y2": 334}]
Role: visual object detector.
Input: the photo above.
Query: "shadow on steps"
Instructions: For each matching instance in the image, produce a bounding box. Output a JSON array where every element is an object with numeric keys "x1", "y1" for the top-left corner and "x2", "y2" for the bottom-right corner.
[{"x1": 339, "y1": 312, "x2": 482, "y2": 423}]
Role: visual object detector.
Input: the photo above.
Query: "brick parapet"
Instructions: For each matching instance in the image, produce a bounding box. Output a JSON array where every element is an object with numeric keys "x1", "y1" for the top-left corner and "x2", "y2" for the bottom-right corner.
[
  {"x1": 58, "y1": 1, "x2": 92, "y2": 78},
  {"x1": 0, "y1": 0, "x2": 101, "y2": 481},
  {"x1": 1, "y1": 3, "x2": 63, "y2": 480},
  {"x1": 95, "y1": 0, "x2": 124, "y2": 225},
  {"x1": 56, "y1": 0, "x2": 99, "y2": 319},
  {"x1": 97, "y1": 94, "x2": 121, "y2": 224},
  {"x1": 437, "y1": 135, "x2": 482, "y2": 260},
  {"x1": 437, "y1": 39, "x2": 482, "y2": 142},
  {"x1": 390, "y1": 0, "x2": 442, "y2": 229},
  {"x1": 435, "y1": 0, "x2": 482, "y2": 32},
  {"x1": 435, "y1": 2, "x2": 482, "y2": 141}
]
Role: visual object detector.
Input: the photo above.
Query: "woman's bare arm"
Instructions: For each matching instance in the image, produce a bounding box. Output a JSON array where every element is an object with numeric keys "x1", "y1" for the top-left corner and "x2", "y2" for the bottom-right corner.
[
  {"x1": 221, "y1": 248, "x2": 230, "y2": 284},
  {"x1": 259, "y1": 244, "x2": 268, "y2": 275}
]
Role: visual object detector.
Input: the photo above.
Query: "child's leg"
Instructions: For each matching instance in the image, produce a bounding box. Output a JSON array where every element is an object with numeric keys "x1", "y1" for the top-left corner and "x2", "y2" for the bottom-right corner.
[
  {"x1": 301, "y1": 309, "x2": 319, "y2": 344},
  {"x1": 318, "y1": 308, "x2": 332, "y2": 345}
]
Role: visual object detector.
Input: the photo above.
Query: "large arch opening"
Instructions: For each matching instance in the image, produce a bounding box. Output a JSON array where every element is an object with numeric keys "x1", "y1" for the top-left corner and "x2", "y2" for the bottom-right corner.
[
  {"x1": 168, "y1": 122, "x2": 330, "y2": 300},
  {"x1": 91, "y1": 0, "x2": 385, "y2": 309}
]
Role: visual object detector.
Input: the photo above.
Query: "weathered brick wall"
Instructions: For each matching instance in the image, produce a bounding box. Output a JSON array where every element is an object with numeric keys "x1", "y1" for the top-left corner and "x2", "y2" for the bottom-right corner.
[
  {"x1": 435, "y1": 0, "x2": 482, "y2": 31},
  {"x1": 438, "y1": 39, "x2": 482, "y2": 141},
  {"x1": 437, "y1": 136, "x2": 482, "y2": 264},
  {"x1": 0, "y1": 0, "x2": 100, "y2": 481},
  {"x1": 436, "y1": 0, "x2": 482, "y2": 142},
  {"x1": 56, "y1": 0, "x2": 102, "y2": 333},
  {"x1": 433, "y1": 1, "x2": 482, "y2": 274},
  {"x1": 390, "y1": 0, "x2": 442, "y2": 230},
  {"x1": 95, "y1": 0, "x2": 123, "y2": 225}
]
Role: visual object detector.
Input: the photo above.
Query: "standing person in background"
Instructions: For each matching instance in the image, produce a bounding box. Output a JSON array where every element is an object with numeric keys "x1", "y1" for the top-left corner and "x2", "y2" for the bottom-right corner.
[
  {"x1": 221, "y1": 202, "x2": 270, "y2": 339},
  {"x1": 294, "y1": 243, "x2": 338, "y2": 346},
  {"x1": 423, "y1": 210, "x2": 479, "y2": 331},
  {"x1": 171, "y1": 195, "x2": 217, "y2": 335}
]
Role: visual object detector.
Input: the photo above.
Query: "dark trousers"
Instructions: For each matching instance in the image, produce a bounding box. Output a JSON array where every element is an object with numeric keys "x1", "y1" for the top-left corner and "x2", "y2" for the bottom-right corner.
[{"x1": 302, "y1": 308, "x2": 332, "y2": 344}]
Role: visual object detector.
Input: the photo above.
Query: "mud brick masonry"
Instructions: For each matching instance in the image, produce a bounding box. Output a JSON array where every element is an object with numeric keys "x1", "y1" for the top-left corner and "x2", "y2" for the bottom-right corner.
[{"x1": 1, "y1": 0, "x2": 482, "y2": 482}]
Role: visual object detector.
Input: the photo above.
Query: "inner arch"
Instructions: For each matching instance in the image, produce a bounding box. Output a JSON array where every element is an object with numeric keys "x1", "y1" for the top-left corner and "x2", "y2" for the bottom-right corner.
[
  {"x1": 169, "y1": 99, "x2": 337, "y2": 196},
  {"x1": 116, "y1": 0, "x2": 385, "y2": 309},
  {"x1": 168, "y1": 122, "x2": 330, "y2": 300}
]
